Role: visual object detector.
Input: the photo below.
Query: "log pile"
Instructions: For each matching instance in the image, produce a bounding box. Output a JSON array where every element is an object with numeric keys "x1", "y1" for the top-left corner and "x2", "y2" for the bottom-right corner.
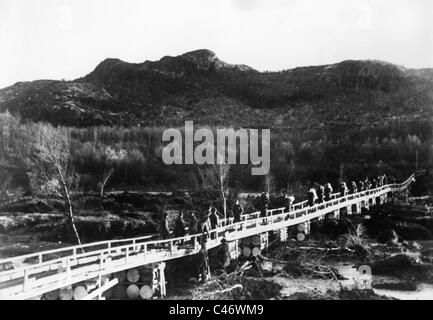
[
  {"x1": 41, "y1": 277, "x2": 109, "y2": 300},
  {"x1": 238, "y1": 234, "x2": 268, "y2": 258},
  {"x1": 111, "y1": 266, "x2": 158, "y2": 300},
  {"x1": 296, "y1": 223, "x2": 309, "y2": 242},
  {"x1": 38, "y1": 264, "x2": 165, "y2": 300}
]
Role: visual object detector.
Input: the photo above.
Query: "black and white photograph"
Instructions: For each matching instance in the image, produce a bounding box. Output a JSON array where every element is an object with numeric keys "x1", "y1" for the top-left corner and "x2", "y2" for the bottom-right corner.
[{"x1": 0, "y1": 0, "x2": 433, "y2": 305}]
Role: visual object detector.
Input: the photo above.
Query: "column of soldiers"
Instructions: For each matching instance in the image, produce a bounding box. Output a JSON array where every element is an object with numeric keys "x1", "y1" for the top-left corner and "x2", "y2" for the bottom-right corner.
[
  {"x1": 161, "y1": 174, "x2": 392, "y2": 239},
  {"x1": 159, "y1": 174, "x2": 391, "y2": 282},
  {"x1": 160, "y1": 173, "x2": 391, "y2": 241},
  {"x1": 307, "y1": 174, "x2": 390, "y2": 207}
]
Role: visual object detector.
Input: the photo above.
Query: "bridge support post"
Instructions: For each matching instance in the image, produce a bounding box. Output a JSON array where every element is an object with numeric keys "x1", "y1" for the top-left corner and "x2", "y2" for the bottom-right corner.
[
  {"x1": 377, "y1": 196, "x2": 382, "y2": 205},
  {"x1": 260, "y1": 233, "x2": 269, "y2": 249},
  {"x1": 156, "y1": 262, "x2": 166, "y2": 298},
  {"x1": 351, "y1": 203, "x2": 360, "y2": 215},
  {"x1": 346, "y1": 205, "x2": 352, "y2": 216},
  {"x1": 362, "y1": 200, "x2": 369, "y2": 211},
  {"x1": 22, "y1": 268, "x2": 29, "y2": 292},
  {"x1": 334, "y1": 209, "x2": 340, "y2": 220},
  {"x1": 275, "y1": 227, "x2": 288, "y2": 242},
  {"x1": 228, "y1": 239, "x2": 241, "y2": 259},
  {"x1": 304, "y1": 221, "x2": 311, "y2": 235}
]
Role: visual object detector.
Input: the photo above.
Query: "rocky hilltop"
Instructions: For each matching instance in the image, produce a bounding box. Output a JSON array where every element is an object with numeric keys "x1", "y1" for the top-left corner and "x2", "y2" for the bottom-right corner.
[{"x1": 1, "y1": 49, "x2": 432, "y2": 128}]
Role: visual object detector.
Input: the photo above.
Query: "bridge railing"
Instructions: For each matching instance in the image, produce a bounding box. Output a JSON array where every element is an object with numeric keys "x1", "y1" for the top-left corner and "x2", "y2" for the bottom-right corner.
[
  {"x1": 213, "y1": 175, "x2": 413, "y2": 239},
  {"x1": 0, "y1": 232, "x2": 206, "y2": 287},
  {"x1": 0, "y1": 173, "x2": 416, "y2": 296},
  {"x1": 219, "y1": 174, "x2": 415, "y2": 227},
  {"x1": 0, "y1": 174, "x2": 414, "y2": 270}
]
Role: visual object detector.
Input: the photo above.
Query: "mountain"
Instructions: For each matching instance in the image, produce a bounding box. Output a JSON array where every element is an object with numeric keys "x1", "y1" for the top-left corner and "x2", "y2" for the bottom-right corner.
[{"x1": 1, "y1": 49, "x2": 432, "y2": 128}]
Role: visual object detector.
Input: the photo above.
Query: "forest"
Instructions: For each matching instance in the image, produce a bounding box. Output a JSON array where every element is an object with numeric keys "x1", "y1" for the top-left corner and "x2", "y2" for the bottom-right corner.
[{"x1": 1, "y1": 110, "x2": 431, "y2": 197}]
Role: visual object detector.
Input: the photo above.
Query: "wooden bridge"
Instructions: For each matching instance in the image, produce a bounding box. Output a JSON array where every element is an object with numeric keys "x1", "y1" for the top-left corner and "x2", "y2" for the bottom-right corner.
[{"x1": 0, "y1": 173, "x2": 419, "y2": 300}]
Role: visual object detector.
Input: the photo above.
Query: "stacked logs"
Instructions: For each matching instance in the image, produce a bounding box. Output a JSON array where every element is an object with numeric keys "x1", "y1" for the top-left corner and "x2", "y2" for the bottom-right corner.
[
  {"x1": 41, "y1": 276, "x2": 110, "y2": 300},
  {"x1": 238, "y1": 234, "x2": 268, "y2": 258},
  {"x1": 111, "y1": 266, "x2": 157, "y2": 300},
  {"x1": 39, "y1": 264, "x2": 163, "y2": 300},
  {"x1": 296, "y1": 223, "x2": 310, "y2": 242}
]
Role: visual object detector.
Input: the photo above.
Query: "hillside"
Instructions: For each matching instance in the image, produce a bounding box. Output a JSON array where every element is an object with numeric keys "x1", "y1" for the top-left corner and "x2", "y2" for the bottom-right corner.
[{"x1": 0, "y1": 49, "x2": 432, "y2": 128}]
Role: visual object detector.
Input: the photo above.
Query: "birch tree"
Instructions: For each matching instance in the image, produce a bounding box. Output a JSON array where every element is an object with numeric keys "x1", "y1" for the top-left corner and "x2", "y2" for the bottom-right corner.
[
  {"x1": 218, "y1": 163, "x2": 230, "y2": 219},
  {"x1": 27, "y1": 124, "x2": 82, "y2": 245},
  {"x1": 194, "y1": 163, "x2": 231, "y2": 219},
  {"x1": 264, "y1": 172, "x2": 274, "y2": 198},
  {"x1": 98, "y1": 146, "x2": 126, "y2": 202}
]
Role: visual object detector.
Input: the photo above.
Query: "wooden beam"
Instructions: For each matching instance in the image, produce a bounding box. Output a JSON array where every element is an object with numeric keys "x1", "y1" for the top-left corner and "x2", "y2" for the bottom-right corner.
[{"x1": 80, "y1": 278, "x2": 118, "y2": 300}]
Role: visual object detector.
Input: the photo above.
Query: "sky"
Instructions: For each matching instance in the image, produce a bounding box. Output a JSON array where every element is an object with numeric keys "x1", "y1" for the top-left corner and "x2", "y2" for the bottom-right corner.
[{"x1": 0, "y1": 0, "x2": 432, "y2": 88}]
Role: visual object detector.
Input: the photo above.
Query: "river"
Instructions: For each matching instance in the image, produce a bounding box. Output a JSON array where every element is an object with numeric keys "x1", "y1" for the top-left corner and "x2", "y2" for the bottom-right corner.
[{"x1": 274, "y1": 241, "x2": 433, "y2": 300}]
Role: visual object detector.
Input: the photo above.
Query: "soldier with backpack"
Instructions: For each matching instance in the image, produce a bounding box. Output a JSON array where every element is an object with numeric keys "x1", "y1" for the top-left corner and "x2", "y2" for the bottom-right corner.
[{"x1": 324, "y1": 183, "x2": 333, "y2": 201}]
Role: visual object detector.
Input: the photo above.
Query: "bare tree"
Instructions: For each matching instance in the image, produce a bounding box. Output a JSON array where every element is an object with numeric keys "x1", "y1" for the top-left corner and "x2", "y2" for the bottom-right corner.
[
  {"x1": 98, "y1": 146, "x2": 126, "y2": 203},
  {"x1": 194, "y1": 163, "x2": 231, "y2": 219},
  {"x1": 339, "y1": 163, "x2": 345, "y2": 182},
  {"x1": 264, "y1": 172, "x2": 274, "y2": 198},
  {"x1": 218, "y1": 163, "x2": 230, "y2": 218},
  {"x1": 27, "y1": 124, "x2": 82, "y2": 245}
]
